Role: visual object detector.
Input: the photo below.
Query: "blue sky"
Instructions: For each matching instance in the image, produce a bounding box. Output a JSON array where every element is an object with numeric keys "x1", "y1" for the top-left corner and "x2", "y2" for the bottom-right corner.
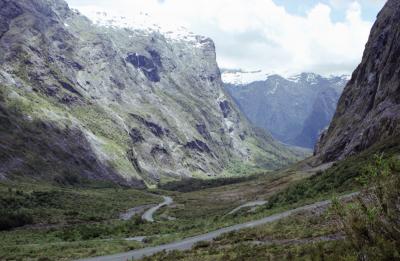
[
  {"x1": 67, "y1": 0, "x2": 386, "y2": 76},
  {"x1": 275, "y1": 0, "x2": 384, "y2": 22}
]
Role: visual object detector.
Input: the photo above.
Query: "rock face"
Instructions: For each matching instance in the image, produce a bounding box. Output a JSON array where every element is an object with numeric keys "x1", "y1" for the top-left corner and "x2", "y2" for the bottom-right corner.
[
  {"x1": 224, "y1": 73, "x2": 347, "y2": 148},
  {"x1": 314, "y1": 0, "x2": 400, "y2": 162},
  {"x1": 0, "y1": 0, "x2": 305, "y2": 186}
]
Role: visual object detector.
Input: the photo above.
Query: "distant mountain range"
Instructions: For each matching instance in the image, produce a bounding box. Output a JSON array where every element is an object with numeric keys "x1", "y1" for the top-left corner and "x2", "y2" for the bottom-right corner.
[{"x1": 223, "y1": 71, "x2": 349, "y2": 149}]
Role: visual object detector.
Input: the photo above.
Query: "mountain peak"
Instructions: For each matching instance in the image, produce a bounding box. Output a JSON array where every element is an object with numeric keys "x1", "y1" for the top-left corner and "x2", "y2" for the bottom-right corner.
[
  {"x1": 222, "y1": 70, "x2": 348, "y2": 87},
  {"x1": 0, "y1": 0, "x2": 304, "y2": 185},
  {"x1": 287, "y1": 73, "x2": 321, "y2": 84},
  {"x1": 74, "y1": 6, "x2": 207, "y2": 45},
  {"x1": 224, "y1": 72, "x2": 348, "y2": 148},
  {"x1": 221, "y1": 69, "x2": 271, "y2": 85}
]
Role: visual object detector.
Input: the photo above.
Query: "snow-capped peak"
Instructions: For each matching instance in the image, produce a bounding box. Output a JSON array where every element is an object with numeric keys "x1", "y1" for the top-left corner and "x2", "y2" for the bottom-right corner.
[
  {"x1": 223, "y1": 70, "x2": 350, "y2": 89},
  {"x1": 339, "y1": 74, "x2": 351, "y2": 81},
  {"x1": 287, "y1": 73, "x2": 321, "y2": 84},
  {"x1": 73, "y1": 7, "x2": 202, "y2": 44},
  {"x1": 221, "y1": 69, "x2": 271, "y2": 85}
]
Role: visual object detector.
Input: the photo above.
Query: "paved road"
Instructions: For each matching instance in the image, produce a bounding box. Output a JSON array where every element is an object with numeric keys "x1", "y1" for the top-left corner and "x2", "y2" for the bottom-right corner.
[
  {"x1": 77, "y1": 192, "x2": 358, "y2": 261},
  {"x1": 141, "y1": 196, "x2": 173, "y2": 222},
  {"x1": 227, "y1": 200, "x2": 268, "y2": 215},
  {"x1": 120, "y1": 204, "x2": 156, "y2": 221}
]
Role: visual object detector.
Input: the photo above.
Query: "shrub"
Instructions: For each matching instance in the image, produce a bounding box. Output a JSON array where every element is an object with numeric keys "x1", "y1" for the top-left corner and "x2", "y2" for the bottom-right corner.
[
  {"x1": 53, "y1": 172, "x2": 81, "y2": 186},
  {"x1": 58, "y1": 224, "x2": 111, "y2": 241},
  {"x1": 0, "y1": 210, "x2": 34, "y2": 230},
  {"x1": 331, "y1": 154, "x2": 400, "y2": 260},
  {"x1": 193, "y1": 240, "x2": 211, "y2": 249}
]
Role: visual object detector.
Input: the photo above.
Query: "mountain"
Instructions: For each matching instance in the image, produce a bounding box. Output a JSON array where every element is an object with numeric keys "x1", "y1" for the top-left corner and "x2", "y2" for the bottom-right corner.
[
  {"x1": 223, "y1": 71, "x2": 348, "y2": 149},
  {"x1": 314, "y1": 0, "x2": 400, "y2": 163},
  {"x1": 0, "y1": 0, "x2": 305, "y2": 187}
]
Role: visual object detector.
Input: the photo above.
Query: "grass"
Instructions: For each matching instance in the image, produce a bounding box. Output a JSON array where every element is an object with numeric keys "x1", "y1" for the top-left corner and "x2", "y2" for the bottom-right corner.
[
  {"x1": 141, "y1": 202, "x2": 350, "y2": 261},
  {"x1": 142, "y1": 147, "x2": 400, "y2": 261},
  {"x1": 146, "y1": 240, "x2": 355, "y2": 261},
  {"x1": 0, "y1": 181, "x2": 163, "y2": 260},
  {"x1": 0, "y1": 168, "x2": 310, "y2": 260},
  {"x1": 0, "y1": 239, "x2": 143, "y2": 261},
  {"x1": 70, "y1": 104, "x2": 129, "y2": 148},
  {"x1": 330, "y1": 155, "x2": 400, "y2": 260},
  {"x1": 221, "y1": 160, "x2": 268, "y2": 177},
  {"x1": 0, "y1": 181, "x2": 161, "y2": 228},
  {"x1": 1, "y1": 135, "x2": 399, "y2": 260},
  {"x1": 265, "y1": 135, "x2": 400, "y2": 210},
  {"x1": 158, "y1": 175, "x2": 259, "y2": 192}
]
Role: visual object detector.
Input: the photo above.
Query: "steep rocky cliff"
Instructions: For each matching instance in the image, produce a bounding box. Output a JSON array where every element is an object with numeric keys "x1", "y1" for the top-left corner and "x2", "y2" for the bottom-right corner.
[
  {"x1": 224, "y1": 72, "x2": 347, "y2": 148},
  {"x1": 0, "y1": 0, "x2": 304, "y2": 186},
  {"x1": 315, "y1": 0, "x2": 400, "y2": 162}
]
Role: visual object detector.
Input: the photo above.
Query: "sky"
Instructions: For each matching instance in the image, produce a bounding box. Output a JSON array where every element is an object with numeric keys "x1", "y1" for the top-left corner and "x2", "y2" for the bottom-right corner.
[{"x1": 66, "y1": 0, "x2": 386, "y2": 76}]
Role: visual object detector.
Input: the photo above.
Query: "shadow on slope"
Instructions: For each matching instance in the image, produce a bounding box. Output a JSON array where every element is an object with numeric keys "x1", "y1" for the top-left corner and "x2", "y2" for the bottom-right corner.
[{"x1": 0, "y1": 89, "x2": 143, "y2": 188}]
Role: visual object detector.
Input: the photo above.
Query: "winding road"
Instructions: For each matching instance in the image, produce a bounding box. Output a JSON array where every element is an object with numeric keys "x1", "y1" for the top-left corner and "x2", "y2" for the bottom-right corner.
[
  {"x1": 78, "y1": 192, "x2": 358, "y2": 261},
  {"x1": 227, "y1": 200, "x2": 268, "y2": 215},
  {"x1": 141, "y1": 196, "x2": 173, "y2": 222}
]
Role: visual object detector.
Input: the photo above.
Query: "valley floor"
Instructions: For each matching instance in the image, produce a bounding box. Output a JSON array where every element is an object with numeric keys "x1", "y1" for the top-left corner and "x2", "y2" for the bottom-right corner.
[
  {"x1": 1, "y1": 136, "x2": 399, "y2": 261},
  {"x1": 0, "y1": 165, "x2": 323, "y2": 260},
  {"x1": 79, "y1": 192, "x2": 358, "y2": 261}
]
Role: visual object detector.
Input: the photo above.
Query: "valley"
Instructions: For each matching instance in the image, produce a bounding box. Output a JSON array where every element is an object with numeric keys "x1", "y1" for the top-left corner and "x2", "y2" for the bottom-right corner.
[
  {"x1": 1, "y1": 0, "x2": 399, "y2": 260},
  {"x1": 2, "y1": 135, "x2": 399, "y2": 260},
  {"x1": 223, "y1": 72, "x2": 348, "y2": 148}
]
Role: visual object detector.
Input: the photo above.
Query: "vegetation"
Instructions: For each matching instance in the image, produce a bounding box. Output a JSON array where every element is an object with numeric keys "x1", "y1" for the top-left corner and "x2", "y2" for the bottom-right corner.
[
  {"x1": 0, "y1": 171, "x2": 302, "y2": 260},
  {"x1": 1, "y1": 239, "x2": 143, "y2": 261},
  {"x1": 142, "y1": 203, "x2": 347, "y2": 261},
  {"x1": 0, "y1": 209, "x2": 34, "y2": 231},
  {"x1": 159, "y1": 175, "x2": 258, "y2": 192},
  {"x1": 1, "y1": 135, "x2": 398, "y2": 260},
  {"x1": 0, "y1": 182, "x2": 160, "y2": 230},
  {"x1": 144, "y1": 154, "x2": 400, "y2": 261},
  {"x1": 265, "y1": 136, "x2": 400, "y2": 210},
  {"x1": 331, "y1": 154, "x2": 400, "y2": 260}
]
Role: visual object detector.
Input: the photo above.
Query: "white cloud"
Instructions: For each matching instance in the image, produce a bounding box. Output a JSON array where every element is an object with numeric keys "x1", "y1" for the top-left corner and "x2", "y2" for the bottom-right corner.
[{"x1": 68, "y1": 0, "x2": 380, "y2": 76}]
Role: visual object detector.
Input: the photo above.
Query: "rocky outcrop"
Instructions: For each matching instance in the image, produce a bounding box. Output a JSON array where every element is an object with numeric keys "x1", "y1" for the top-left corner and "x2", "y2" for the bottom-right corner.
[
  {"x1": 126, "y1": 52, "x2": 161, "y2": 82},
  {"x1": 0, "y1": 0, "x2": 306, "y2": 186},
  {"x1": 0, "y1": 0, "x2": 23, "y2": 39},
  {"x1": 314, "y1": 0, "x2": 400, "y2": 162},
  {"x1": 129, "y1": 128, "x2": 144, "y2": 144},
  {"x1": 184, "y1": 140, "x2": 211, "y2": 154},
  {"x1": 219, "y1": 100, "x2": 231, "y2": 118}
]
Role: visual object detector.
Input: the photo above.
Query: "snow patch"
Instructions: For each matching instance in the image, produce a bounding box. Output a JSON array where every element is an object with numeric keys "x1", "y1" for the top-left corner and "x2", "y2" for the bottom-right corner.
[
  {"x1": 74, "y1": 7, "x2": 205, "y2": 46},
  {"x1": 222, "y1": 69, "x2": 270, "y2": 85},
  {"x1": 216, "y1": 92, "x2": 226, "y2": 103},
  {"x1": 288, "y1": 73, "x2": 319, "y2": 85},
  {"x1": 267, "y1": 80, "x2": 279, "y2": 95},
  {"x1": 225, "y1": 118, "x2": 234, "y2": 130},
  {"x1": 306, "y1": 73, "x2": 318, "y2": 84},
  {"x1": 223, "y1": 70, "x2": 350, "y2": 90}
]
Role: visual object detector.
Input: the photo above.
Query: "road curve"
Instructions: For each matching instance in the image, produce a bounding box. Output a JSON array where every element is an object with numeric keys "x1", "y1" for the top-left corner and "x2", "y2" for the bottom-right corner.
[
  {"x1": 77, "y1": 192, "x2": 358, "y2": 261},
  {"x1": 141, "y1": 196, "x2": 173, "y2": 222},
  {"x1": 227, "y1": 200, "x2": 268, "y2": 215}
]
